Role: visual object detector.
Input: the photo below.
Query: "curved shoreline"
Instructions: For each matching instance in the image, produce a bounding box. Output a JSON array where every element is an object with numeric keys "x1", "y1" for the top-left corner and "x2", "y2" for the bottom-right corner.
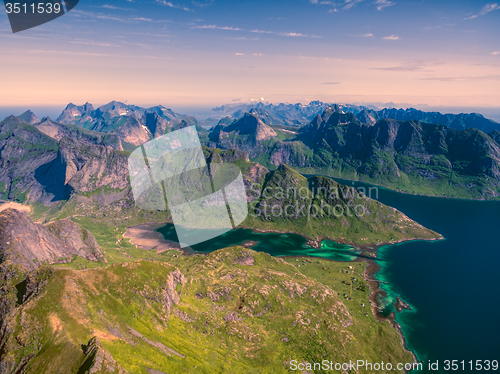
[
  {"x1": 364, "y1": 260, "x2": 420, "y2": 373},
  {"x1": 123, "y1": 223, "x2": 185, "y2": 253},
  {"x1": 241, "y1": 225, "x2": 444, "y2": 250},
  {"x1": 304, "y1": 172, "x2": 500, "y2": 202},
  {"x1": 124, "y1": 222, "x2": 421, "y2": 369}
]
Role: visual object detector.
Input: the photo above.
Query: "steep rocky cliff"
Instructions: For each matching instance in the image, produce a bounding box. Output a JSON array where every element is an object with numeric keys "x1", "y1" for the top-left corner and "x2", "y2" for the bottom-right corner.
[
  {"x1": 208, "y1": 113, "x2": 277, "y2": 157},
  {"x1": 0, "y1": 116, "x2": 130, "y2": 206},
  {"x1": 0, "y1": 209, "x2": 102, "y2": 272}
]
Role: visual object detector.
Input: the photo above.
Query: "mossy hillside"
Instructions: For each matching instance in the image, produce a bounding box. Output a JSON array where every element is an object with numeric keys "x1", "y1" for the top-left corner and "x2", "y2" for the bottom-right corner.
[
  {"x1": 232, "y1": 116, "x2": 500, "y2": 200},
  {"x1": 1, "y1": 246, "x2": 413, "y2": 373},
  {"x1": 244, "y1": 164, "x2": 441, "y2": 245}
]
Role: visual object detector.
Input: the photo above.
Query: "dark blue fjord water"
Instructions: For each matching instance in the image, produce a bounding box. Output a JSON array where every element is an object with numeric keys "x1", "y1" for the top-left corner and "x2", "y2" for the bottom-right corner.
[
  {"x1": 333, "y1": 178, "x2": 500, "y2": 373},
  {"x1": 158, "y1": 182, "x2": 500, "y2": 372}
]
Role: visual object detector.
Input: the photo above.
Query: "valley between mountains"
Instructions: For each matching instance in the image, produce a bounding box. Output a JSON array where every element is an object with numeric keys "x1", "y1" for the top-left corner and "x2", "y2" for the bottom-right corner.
[{"x1": 1, "y1": 100, "x2": 498, "y2": 373}]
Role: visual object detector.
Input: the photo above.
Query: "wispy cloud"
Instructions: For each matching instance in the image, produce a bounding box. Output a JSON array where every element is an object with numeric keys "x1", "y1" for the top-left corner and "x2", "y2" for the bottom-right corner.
[
  {"x1": 192, "y1": 0, "x2": 214, "y2": 7},
  {"x1": 322, "y1": 82, "x2": 341, "y2": 84},
  {"x1": 492, "y1": 51, "x2": 500, "y2": 55},
  {"x1": 155, "y1": 0, "x2": 192, "y2": 11},
  {"x1": 480, "y1": 3, "x2": 500, "y2": 14},
  {"x1": 70, "y1": 40, "x2": 122, "y2": 47},
  {"x1": 371, "y1": 61, "x2": 444, "y2": 72},
  {"x1": 194, "y1": 25, "x2": 242, "y2": 31},
  {"x1": 70, "y1": 9, "x2": 167, "y2": 23},
  {"x1": 420, "y1": 75, "x2": 500, "y2": 82},
  {"x1": 309, "y1": 0, "x2": 365, "y2": 11},
  {"x1": 464, "y1": 3, "x2": 500, "y2": 19},
  {"x1": 192, "y1": 25, "x2": 321, "y2": 38},
  {"x1": 101, "y1": 4, "x2": 133, "y2": 11},
  {"x1": 23, "y1": 49, "x2": 171, "y2": 60},
  {"x1": 235, "y1": 53, "x2": 244, "y2": 56},
  {"x1": 383, "y1": 34, "x2": 399, "y2": 40},
  {"x1": 279, "y1": 31, "x2": 320, "y2": 38},
  {"x1": 348, "y1": 32, "x2": 374, "y2": 37},
  {"x1": 374, "y1": 0, "x2": 395, "y2": 11},
  {"x1": 344, "y1": 0, "x2": 364, "y2": 10}
]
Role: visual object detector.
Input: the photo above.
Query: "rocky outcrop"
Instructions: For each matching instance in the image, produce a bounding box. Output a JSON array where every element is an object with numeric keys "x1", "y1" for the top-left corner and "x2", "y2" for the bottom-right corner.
[
  {"x1": 214, "y1": 101, "x2": 367, "y2": 126},
  {"x1": 355, "y1": 109, "x2": 377, "y2": 125},
  {"x1": 17, "y1": 110, "x2": 40, "y2": 125},
  {"x1": 162, "y1": 269, "x2": 186, "y2": 315},
  {"x1": 34, "y1": 117, "x2": 123, "y2": 150},
  {"x1": 0, "y1": 209, "x2": 102, "y2": 272},
  {"x1": 208, "y1": 114, "x2": 277, "y2": 158},
  {"x1": 225, "y1": 113, "x2": 277, "y2": 141},
  {"x1": 80, "y1": 337, "x2": 127, "y2": 374},
  {"x1": 57, "y1": 136, "x2": 130, "y2": 193}
]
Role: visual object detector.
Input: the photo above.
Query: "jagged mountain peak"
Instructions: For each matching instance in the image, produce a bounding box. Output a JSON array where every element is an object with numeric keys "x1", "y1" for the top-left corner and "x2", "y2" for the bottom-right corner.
[
  {"x1": 17, "y1": 110, "x2": 40, "y2": 125},
  {"x1": 225, "y1": 113, "x2": 277, "y2": 141},
  {"x1": 40, "y1": 116, "x2": 54, "y2": 123},
  {"x1": 326, "y1": 112, "x2": 359, "y2": 126}
]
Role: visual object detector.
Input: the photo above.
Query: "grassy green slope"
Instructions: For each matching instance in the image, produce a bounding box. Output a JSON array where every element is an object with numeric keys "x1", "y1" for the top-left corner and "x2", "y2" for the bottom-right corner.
[
  {"x1": 243, "y1": 164, "x2": 441, "y2": 245},
  {"x1": 1, "y1": 247, "x2": 413, "y2": 374}
]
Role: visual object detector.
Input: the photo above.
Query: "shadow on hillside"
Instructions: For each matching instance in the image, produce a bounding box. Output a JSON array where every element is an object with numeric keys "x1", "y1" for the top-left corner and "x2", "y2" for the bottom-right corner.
[{"x1": 34, "y1": 155, "x2": 74, "y2": 201}]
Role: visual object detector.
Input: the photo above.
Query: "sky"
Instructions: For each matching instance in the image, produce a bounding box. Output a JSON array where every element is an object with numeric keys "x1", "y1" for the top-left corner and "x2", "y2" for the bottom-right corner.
[{"x1": 0, "y1": 0, "x2": 499, "y2": 113}]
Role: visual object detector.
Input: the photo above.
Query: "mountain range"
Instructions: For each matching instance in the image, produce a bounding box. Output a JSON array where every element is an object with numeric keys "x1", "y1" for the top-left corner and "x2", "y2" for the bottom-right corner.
[
  {"x1": 212, "y1": 101, "x2": 500, "y2": 133},
  {"x1": 3, "y1": 100, "x2": 500, "y2": 200},
  {"x1": 55, "y1": 101, "x2": 202, "y2": 147},
  {"x1": 213, "y1": 101, "x2": 370, "y2": 127},
  {"x1": 207, "y1": 110, "x2": 500, "y2": 199}
]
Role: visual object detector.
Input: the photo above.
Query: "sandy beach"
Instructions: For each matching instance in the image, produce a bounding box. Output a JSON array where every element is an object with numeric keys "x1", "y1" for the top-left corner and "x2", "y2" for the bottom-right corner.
[
  {"x1": 0, "y1": 201, "x2": 31, "y2": 214},
  {"x1": 123, "y1": 223, "x2": 183, "y2": 254}
]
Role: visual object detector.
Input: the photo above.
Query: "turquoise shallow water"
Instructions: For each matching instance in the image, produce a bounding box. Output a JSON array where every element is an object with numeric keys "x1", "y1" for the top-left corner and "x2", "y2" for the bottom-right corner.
[
  {"x1": 158, "y1": 182, "x2": 500, "y2": 373},
  {"x1": 156, "y1": 224, "x2": 361, "y2": 261}
]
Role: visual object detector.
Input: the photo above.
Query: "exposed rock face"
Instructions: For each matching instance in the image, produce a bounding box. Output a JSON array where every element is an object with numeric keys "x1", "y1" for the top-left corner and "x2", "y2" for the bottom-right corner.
[
  {"x1": 56, "y1": 101, "x2": 201, "y2": 146},
  {"x1": 226, "y1": 113, "x2": 277, "y2": 141},
  {"x1": 0, "y1": 115, "x2": 132, "y2": 206},
  {"x1": 80, "y1": 336, "x2": 127, "y2": 374},
  {"x1": 57, "y1": 136, "x2": 130, "y2": 193},
  {"x1": 162, "y1": 269, "x2": 186, "y2": 315},
  {"x1": 356, "y1": 109, "x2": 377, "y2": 125},
  {"x1": 56, "y1": 102, "x2": 95, "y2": 125},
  {"x1": 17, "y1": 110, "x2": 40, "y2": 125},
  {"x1": 21, "y1": 267, "x2": 54, "y2": 304},
  {"x1": 0, "y1": 116, "x2": 61, "y2": 204},
  {"x1": 208, "y1": 113, "x2": 277, "y2": 157},
  {"x1": 34, "y1": 117, "x2": 123, "y2": 150},
  {"x1": 0, "y1": 209, "x2": 102, "y2": 271}
]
